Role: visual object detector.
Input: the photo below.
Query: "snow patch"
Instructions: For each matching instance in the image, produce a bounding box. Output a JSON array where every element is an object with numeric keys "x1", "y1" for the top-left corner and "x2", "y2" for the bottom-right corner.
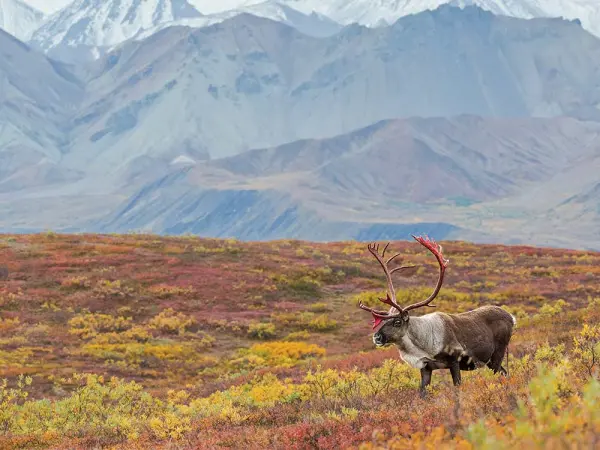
[{"x1": 170, "y1": 155, "x2": 197, "y2": 166}]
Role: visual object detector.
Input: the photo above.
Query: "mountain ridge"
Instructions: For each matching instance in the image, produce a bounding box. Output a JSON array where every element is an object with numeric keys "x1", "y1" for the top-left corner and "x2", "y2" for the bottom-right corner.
[{"x1": 2, "y1": 0, "x2": 598, "y2": 64}]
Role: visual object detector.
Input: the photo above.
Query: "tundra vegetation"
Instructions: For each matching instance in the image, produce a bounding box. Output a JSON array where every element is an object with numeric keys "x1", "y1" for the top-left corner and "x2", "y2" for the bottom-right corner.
[{"x1": 0, "y1": 233, "x2": 598, "y2": 449}]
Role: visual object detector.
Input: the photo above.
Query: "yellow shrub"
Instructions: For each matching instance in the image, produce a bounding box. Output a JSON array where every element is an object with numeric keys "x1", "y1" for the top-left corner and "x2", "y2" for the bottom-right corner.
[
  {"x1": 573, "y1": 323, "x2": 600, "y2": 377},
  {"x1": 0, "y1": 317, "x2": 20, "y2": 335},
  {"x1": 351, "y1": 290, "x2": 387, "y2": 308},
  {"x1": 87, "y1": 326, "x2": 152, "y2": 344},
  {"x1": 189, "y1": 373, "x2": 300, "y2": 418},
  {"x1": 537, "y1": 299, "x2": 567, "y2": 317},
  {"x1": 251, "y1": 341, "x2": 325, "y2": 361},
  {"x1": 148, "y1": 308, "x2": 196, "y2": 335},
  {"x1": 272, "y1": 274, "x2": 322, "y2": 295},
  {"x1": 93, "y1": 279, "x2": 134, "y2": 298},
  {"x1": 1, "y1": 374, "x2": 190, "y2": 442},
  {"x1": 79, "y1": 342, "x2": 196, "y2": 368},
  {"x1": 303, "y1": 359, "x2": 416, "y2": 401},
  {"x1": 306, "y1": 314, "x2": 338, "y2": 331},
  {"x1": 247, "y1": 322, "x2": 276, "y2": 339},
  {"x1": 230, "y1": 341, "x2": 326, "y2": 369},
  {"x1": 68, "y1": 313, "x2": 132, "y2": 339},
  {"x1": 148, "y1": 412, "x2": 191, "y2": 440},
  {"x1": 534, "y1": 342, "x2": 566, "y2": 365}
]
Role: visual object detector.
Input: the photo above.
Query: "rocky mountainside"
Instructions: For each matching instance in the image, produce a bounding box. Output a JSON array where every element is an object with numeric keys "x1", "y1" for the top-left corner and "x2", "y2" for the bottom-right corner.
[{"x1": 0, "y1": 29, "x2": 84, "y2": 192}]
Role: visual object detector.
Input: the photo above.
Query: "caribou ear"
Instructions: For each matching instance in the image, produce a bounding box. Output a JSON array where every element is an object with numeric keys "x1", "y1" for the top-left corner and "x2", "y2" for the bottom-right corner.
[{"x1": 402, "y1": 312, "x2": 409, "y2": 322}]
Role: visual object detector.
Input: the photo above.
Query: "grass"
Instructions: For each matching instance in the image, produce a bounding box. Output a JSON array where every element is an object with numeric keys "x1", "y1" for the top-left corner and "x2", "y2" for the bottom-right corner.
[{"x1": 0, "y1": 233, "x2": 598, "y2": 449}]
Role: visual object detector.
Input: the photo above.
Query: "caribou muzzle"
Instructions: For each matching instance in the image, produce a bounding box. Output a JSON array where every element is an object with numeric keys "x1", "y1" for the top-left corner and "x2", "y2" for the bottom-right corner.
[{"x1": 373, "y1": 332, "x2": 386, "y2": 347}]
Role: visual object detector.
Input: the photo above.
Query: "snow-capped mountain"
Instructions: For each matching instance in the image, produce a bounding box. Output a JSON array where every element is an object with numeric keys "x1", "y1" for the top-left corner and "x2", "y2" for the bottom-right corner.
[
  {"x1": 16, "y1": 0, "x2": 600, "y2": 64},
  {"x1": 28, "y1": 0, "x2": 342, "y2": 61},
  {"x1": 29, "y1": 0, "x2": 203, "y2": 61},
  {"x1": 140, "y1": 2, "x2": 342, "y2": 41},
  {"x1": 271, "y1": 0, "x2": 544, "y2": 26},
  {"x1": 274, "y1": 0, "x2": 599, "y2": 35},
  {"x1": 191, "y1": 0, "x2": 599, "y2": 35},
  {"x1": 0, "y1": 0, "x2": 44, "y2": 40}
]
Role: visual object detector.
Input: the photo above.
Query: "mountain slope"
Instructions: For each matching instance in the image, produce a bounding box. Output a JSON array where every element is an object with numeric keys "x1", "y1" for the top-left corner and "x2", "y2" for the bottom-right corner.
[
  {"x1": 0, "y1": 0, "x2": 44, "y2": 41},
  {"x1": 29, "y1": 0, "x2": 203, "y2": 61},
  {"x1": 57, "y1": 6, "x2": 600, "y2": 183},
  {"x1": 0, "y1": 29, "x2": 84, "y2": 192}
]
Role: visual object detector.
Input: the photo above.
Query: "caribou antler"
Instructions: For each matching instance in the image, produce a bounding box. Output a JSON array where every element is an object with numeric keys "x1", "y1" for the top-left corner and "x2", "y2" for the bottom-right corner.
[
  {"x1": 358, "y1": 235, "x2": 449, "y2": 328},
  {"x1": 402, "y1": 235, "x2": 449, "y2": 312},
  {"x1": 358, "y1": 242, "x2": 417, "y2": 328}
]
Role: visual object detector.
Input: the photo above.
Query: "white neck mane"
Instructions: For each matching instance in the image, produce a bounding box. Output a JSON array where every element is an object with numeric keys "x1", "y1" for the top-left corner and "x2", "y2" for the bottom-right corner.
[{"x1": 396, "y1": 313, "x2": 446, "y2": 369}]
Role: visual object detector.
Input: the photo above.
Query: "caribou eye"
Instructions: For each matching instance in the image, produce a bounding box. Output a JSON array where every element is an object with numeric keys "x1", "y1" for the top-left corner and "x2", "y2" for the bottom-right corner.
[{"x1": 392, "y1": 318, "x2": 403, "y2": 327}]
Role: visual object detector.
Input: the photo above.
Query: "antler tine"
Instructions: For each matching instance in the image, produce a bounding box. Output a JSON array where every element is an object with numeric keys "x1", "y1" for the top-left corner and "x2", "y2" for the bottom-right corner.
[
  {"x1": 387, "y1": 251, "x2": 418, "y2": 275},
  {"x1": 386, "y1": 251, "x2": 401, "y2": 264},
  {"x1": 390, "y1": 264, "x2": 418, "y2": 275},
  {"x1": 358, "y1": 302, "x2": 392, "y2": 317},
  {"x1": 358, "y1": 300, "x2": 395, "y2": 330},
  {"x1": 367, "y1": 242, "x2": 405, "y2": 314},
  {"x1": 403, "y1": 235, "x2": 450, "y2": 313}
]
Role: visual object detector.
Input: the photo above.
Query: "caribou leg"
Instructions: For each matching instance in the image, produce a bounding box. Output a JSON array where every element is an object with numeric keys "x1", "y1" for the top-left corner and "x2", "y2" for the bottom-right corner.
[
  {"x1": 449, "y1": 361, "x2": 462, "y2": 386},
  {"x1": 487, "y1": 346, "x2": 508, "y2": 374},
  {"x1": 419, "y1": 367, "x2": 432, "y2": 398}
]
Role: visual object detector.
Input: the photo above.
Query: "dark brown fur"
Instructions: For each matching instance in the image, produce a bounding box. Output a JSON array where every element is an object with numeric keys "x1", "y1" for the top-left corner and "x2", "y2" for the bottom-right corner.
[{"x1": 438, "y1": 305, "x2": 515, "y2": 373}]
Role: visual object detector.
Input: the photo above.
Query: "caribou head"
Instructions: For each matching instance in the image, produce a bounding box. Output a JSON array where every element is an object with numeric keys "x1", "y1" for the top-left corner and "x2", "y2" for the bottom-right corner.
[{"x1": 359, "y1": 235, "x2": 448, "y2": 347}]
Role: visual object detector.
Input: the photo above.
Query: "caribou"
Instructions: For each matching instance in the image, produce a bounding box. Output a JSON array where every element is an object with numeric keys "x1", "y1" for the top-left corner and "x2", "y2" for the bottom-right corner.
[{"x1": 359, "y1": 235, "x2": 516, "y2": 397}]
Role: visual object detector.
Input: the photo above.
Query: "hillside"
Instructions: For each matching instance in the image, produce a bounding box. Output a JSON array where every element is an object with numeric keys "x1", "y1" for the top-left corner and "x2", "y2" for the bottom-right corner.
[{"x1": 0, "y1": 233, "x2": 598, "y2": 448}]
